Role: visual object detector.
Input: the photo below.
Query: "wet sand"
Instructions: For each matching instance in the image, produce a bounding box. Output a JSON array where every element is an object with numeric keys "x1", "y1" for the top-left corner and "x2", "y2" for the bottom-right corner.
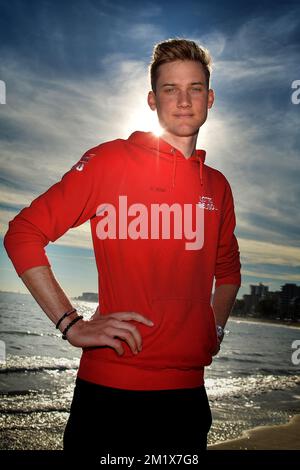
[
  {"x1": 2, "y1": 413, "x2": 300, "y2": 451},
  {"x1": 0, "y1": 411, "x2": 66, "y2": 450},
  {"x1": 208, "y1": 414, "x2": 300, "y2": 450}
]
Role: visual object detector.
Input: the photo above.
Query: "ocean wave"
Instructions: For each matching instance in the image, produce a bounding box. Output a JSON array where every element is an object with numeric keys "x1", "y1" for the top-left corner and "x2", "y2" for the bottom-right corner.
[
  {"x1": 0, "y1": 365, "x2": 77, "y2": 374},
  {"x1": 0, "y1": 355, "x2": 80, "y2": 374},
  {"x1": 229, "y1": 351, "x2": 265, "y2": 357},
  {"x1": 0, "y1": 330, "x2": 57, "y2": 337},
  {"x1": 217, "y1": 356, "x2": 262, "y2": 364},
  {"x1": 0, "y1": 390, "x2": 73, "y2": 414},
  {"x1": 0, "y1": 373, "x2": 299, "y2": 416},
  {"x1": 205, "y1": 373, "x2": 300, "y2": 400}
]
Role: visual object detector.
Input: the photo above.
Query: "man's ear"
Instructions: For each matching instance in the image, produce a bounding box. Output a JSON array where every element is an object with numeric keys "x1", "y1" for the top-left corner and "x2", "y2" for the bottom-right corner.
[
  {"x1": 147, "y1": 91, "x2": 157, "y2": 111},
  {"x1": 207, "y1": 89, "x2": 215, "y2": 109}
]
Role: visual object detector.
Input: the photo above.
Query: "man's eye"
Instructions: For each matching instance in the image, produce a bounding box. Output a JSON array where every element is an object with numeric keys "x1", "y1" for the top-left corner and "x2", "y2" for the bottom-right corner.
[
  {"x1": 165, "y1": 88, "x2": 176, "y2": 93},
  {"x1": 191, "y1": 87, "x2": 202, "y2": 92}
]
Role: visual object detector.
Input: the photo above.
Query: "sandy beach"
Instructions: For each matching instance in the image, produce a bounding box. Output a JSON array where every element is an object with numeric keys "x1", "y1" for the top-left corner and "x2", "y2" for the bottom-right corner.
[
  {"x1": 1, "y1": 413, "x2": 300, "y2": 451},
  {"x1": 209, "y1": 414, "x2": 300, "y2": 450}
]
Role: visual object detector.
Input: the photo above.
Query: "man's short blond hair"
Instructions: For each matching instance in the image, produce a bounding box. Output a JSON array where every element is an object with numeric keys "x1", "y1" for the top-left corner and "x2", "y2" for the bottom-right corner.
[{"x1": 149, "y1": 38, "x2": 212, "y2": 93}]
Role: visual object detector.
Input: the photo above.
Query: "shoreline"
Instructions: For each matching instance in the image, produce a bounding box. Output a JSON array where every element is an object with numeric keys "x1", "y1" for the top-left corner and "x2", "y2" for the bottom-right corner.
[
  {"x1": 230, "y1": 315, "x2": 300, "y2": 328},
  {"x1": 2, "y1": 414, "x2": 300, "y2": 451},
  {"x1": 208, "y1": 414, "x2": 300, "y2": 450}
]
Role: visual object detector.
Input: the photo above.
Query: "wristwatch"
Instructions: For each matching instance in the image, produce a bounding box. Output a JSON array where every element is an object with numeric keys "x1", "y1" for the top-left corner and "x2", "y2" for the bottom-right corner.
[{"x1": 216, "y1": 325, "x2": 225, "y2": 342}]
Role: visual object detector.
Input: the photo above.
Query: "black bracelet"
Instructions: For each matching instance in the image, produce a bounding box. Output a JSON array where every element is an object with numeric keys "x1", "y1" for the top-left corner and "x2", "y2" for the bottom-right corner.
[
  {"x1": 62, "y1": 315, "x2": 83, "y2": 340},
  {"x1": 56, "y1": 308, "x2": 77, "y2": 330}
]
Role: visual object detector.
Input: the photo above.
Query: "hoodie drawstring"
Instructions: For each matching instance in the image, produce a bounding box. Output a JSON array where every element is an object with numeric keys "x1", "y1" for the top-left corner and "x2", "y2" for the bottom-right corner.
[
  {"x1": 172, "y1": 150, "x2": 177, "y2": 188},
  {"x1": 199, "y1": 156, "x2": 203, "y2": 186}
]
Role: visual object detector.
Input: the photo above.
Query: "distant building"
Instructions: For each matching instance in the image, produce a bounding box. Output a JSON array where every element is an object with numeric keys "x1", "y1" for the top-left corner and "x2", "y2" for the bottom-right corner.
[
  {"x1": 235, "y1": 282, "x2": 300, "y2": 322},
  {"x1": 279, "y1": 284, "x2": 300, "y2": 319},
  {"x1": 290, "y1": 296, "x2": 300, "y2": 321},
  {"x1": 250, "y1": 283, "x2": 269, "y2": 297},
  {"x1": 242, "y1": 283, "x2": 269, "y2": 315},
  {"x1": 75, "y1": 292, "x2": 98, "y2": 302}
]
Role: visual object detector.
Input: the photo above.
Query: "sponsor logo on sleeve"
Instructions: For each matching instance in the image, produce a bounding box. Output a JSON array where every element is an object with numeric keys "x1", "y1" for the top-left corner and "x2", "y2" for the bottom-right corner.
[{"x1": 72, "y1": 153, "x2": 96, "y2": 172}]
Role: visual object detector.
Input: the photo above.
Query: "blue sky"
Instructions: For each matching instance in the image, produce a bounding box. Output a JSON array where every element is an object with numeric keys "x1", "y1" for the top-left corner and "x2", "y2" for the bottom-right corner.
[{"x1": 0, "y1": 0, "x2": 299, "y2": 298}]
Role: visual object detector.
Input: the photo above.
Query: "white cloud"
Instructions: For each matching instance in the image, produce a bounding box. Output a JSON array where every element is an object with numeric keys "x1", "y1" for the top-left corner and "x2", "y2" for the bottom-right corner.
[
  {"x1": 191, "y1": 32, "x2": 226, "y2": 60},
  {"x1": 239, "y1": 238, "x2": 300, "y2": 268},
  {"x1": 241, "y1": 269, "x2": 299, "y2": 283},
  {"x1": 0, "y1": 207, "x2": 93, "y2": 250},
  {"x1": 0, "y1": 54, "x2": 156, "y2": 192},
  {"x1": 126, "y1": 23, "x2": 163, "y2": 41},
  {"x1": 197, "y1": 13, "x2": 300, "y2": 251},
  {"x1": 0, "y1": 54, "x2": 161, "y2": 243},
  {"x1": 50, "y1": 224, "x2": 94, "y2": 250},
  {"x1": 1, "y1": 11, "x2": 299, "y2": 288}
]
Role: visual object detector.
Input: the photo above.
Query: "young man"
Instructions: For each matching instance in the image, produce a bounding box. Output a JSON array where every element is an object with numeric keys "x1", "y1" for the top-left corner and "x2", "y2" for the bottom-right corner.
[{"x1": 4, "y1": 39, "x2": 241, "y2": 456}]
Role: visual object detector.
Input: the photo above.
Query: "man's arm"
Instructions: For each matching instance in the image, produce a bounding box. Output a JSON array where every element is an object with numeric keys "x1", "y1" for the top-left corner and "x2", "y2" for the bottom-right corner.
[
  {"x1": 212, "y1": 283, "x2": 240, "y2": 329},
  {"x1": 210, "y1": 283, "x2": 239, "y2": 356},
  {"x1": 212, "y1": 178, "x2": 241, "y2": 353},
  {"x1": 21, "y1": 265, "x2": 154, "y2": 355},
  {"x1": 4, "y1": 151, "x2": 153, "y2": 356},
  {"x1": 21, "y1": 265, "x2": 76, "y2": 328}
]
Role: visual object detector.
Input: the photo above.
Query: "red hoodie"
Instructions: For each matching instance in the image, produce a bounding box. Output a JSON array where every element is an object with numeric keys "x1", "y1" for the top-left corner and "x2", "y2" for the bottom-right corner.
[{"x1": 4, "y1": 131, "x2": 241, "y2": 390}]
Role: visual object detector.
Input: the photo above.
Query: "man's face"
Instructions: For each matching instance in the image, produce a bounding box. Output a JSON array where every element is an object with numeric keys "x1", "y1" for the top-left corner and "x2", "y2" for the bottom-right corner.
[{"x1": 148, "y1": 60, "x2": 214, "y2": 138}]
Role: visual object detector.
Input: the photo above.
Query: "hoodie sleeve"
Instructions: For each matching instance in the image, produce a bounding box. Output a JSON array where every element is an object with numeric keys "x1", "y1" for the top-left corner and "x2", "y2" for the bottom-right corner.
[
  {"x1": 3, "y1": 147, "x2": 102, "y2": 276},
  {"x1": 214, "y1": 179, "x2": 241, "y2": 288}
]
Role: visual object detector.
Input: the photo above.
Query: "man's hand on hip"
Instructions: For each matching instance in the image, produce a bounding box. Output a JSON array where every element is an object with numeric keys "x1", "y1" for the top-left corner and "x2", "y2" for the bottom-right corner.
[{"x1": 66, "y1": 307, "x2": 154, "y2": 356}]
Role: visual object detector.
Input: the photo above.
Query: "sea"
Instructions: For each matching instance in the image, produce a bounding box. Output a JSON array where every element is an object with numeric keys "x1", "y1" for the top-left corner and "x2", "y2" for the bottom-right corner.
[{"x1": 0, "y1": 291, "x2": 299, "y2": 450}]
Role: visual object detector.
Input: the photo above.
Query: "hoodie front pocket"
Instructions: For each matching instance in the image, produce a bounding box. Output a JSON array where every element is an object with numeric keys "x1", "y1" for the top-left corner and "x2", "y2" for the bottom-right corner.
[{"x1": 140, "y1": 298, "x2": 218, "y2": 370}]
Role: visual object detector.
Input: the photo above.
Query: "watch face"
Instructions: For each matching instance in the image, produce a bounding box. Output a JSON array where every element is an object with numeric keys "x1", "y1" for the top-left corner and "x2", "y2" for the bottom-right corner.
[{"x1": 216, "y1": 325, "x2": 224, "y2": 338}]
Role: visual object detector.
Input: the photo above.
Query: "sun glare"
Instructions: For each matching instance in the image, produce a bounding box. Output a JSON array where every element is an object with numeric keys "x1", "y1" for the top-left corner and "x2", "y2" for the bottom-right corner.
[{"x1": 127, "y1": 105, "x2": 162, "y2": 136}]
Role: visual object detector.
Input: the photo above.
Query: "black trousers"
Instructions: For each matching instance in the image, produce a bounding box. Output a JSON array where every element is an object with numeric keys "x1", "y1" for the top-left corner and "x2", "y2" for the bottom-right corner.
[{"x1": 63, "y1": 378, "x2": 212, "y2": 457}]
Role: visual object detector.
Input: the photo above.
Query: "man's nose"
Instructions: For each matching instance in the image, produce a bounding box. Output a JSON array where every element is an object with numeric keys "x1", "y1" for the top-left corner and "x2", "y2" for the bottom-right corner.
[{"x1": 177, "y1": 90, "x2": 192, "y2": 107}]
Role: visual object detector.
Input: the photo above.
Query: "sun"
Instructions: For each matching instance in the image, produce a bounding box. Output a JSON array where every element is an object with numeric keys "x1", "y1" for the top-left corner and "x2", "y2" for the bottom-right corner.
[{"x1": 127, "y1": 104, "x2": 162, "y2": 136}]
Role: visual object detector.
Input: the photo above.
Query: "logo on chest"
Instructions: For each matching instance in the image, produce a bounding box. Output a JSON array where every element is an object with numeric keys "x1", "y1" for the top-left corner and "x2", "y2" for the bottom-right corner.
[{"x1": 197, "y1": 196, "x2": 218, "y2": 211}]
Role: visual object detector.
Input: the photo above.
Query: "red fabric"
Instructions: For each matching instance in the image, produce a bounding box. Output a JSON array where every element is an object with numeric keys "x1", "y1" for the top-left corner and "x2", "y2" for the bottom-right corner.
[{"x1": 4, "y1": 131, "x2": 241, "y2": 390}]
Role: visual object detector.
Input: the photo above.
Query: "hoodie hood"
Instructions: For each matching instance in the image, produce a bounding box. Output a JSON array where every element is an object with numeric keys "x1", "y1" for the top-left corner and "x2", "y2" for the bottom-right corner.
[{"x1": 128, "y1": 131, "x2": 206, "y2": 188}]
